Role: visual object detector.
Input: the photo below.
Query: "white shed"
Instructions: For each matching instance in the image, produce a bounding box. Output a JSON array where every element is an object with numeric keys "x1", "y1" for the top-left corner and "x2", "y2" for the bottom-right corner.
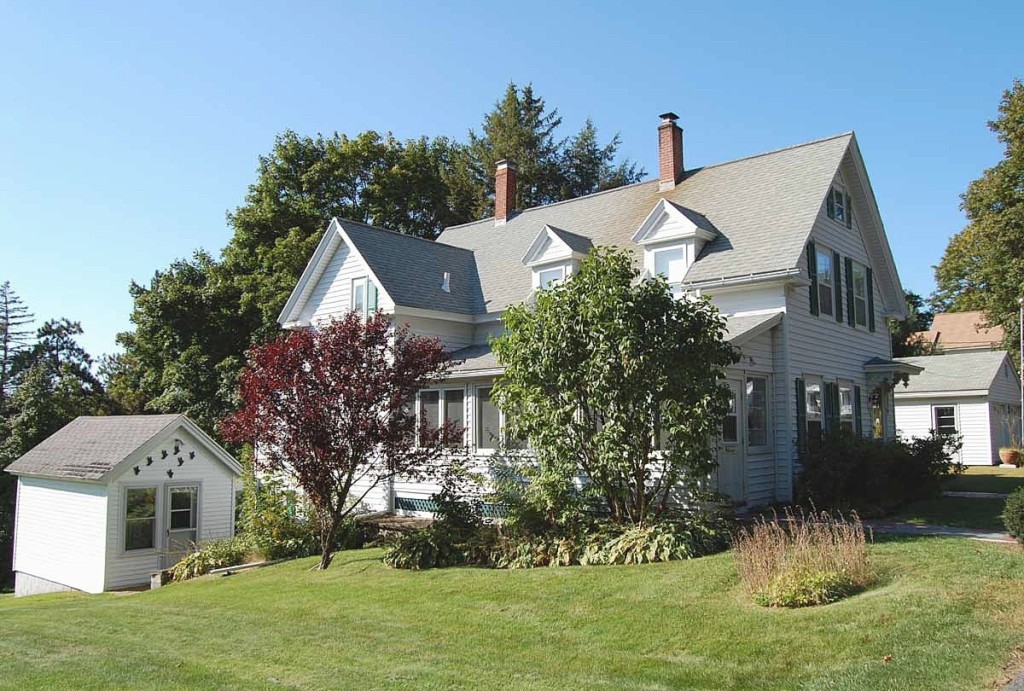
[
  {"x1": 5, "y1": 414, "x2": 242, "y2": 596},
  {"x1": 894, "y1": 352, "x2": 1022, "y2": 465}
]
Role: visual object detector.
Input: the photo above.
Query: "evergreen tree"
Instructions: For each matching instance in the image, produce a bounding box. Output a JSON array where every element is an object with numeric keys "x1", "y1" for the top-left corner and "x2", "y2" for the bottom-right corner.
[{"x1": 0, "y1": 281, "x2": 34, "y2": 415}]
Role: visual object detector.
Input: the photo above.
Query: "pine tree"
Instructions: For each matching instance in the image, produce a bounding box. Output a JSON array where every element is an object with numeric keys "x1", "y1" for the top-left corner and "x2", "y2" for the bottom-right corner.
[{"x1": 0, "y1": 281, "x2": 34, "y2": 415}]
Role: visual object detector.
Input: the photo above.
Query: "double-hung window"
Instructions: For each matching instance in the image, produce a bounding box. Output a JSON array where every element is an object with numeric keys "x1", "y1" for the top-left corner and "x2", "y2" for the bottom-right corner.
[
  {"x1": 839, "y1": 382, "x2": 854, "y2": 433},
  {"x1": 351, "y1": 277, "x2": 366, "y2": 315},
  {"x1": 654, "y1": 247, "x2": 686, "y2": 297},
  {"x1": 745, "y1": 376, "x2": 768, "y2": 447},
  {"x1": 852, "y1": 264, "x2": 868, "y2": 327},
  {"x1": 805, "y1": 377, "x2": 823, "y2": 444},
  {"x1": 125, "y1": 487, "x2": 157, "y2": 551},
  {"x1": 933, "y1": 406, "x2": 957, "y2": 436},
  {"x1": 419, "y1": 389, "x2": 466, "y2": 447},
  {"x1": 816, "y1": 250, "x2": 834, "y2": 317},
  {"x1": 537, "y1": 266, "x2": 565, "y2": 289}
]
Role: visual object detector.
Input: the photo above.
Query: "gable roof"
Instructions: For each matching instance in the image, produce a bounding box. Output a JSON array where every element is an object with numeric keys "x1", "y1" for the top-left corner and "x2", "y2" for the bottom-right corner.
[
  {"x1": 914, "y1": 311, "x2": 1005, "y2": 352},
  {"x1": 894, "y1": 351, "x2": 1015, "y2": 395},
  {"x1": 280, "y1": 218, "x2": 485, "y2": 324},
  {"x1": 4, "y1": 415, "x2": 241, "y2": 482},
  {"x1": 437, "y1": 133, "x2": 855, "y2": 314}
]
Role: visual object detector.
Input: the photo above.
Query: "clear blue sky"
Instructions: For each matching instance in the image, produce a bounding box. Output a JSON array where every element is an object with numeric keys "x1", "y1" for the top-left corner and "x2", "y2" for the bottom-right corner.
[{"x1": 1, "y1": 0, "x2": 1021, "y2": 358}]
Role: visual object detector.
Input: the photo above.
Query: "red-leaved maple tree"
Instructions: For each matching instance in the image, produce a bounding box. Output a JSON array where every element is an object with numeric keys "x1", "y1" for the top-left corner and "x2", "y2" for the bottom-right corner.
[{"x1": 222, "y1": 311, "x2": 456, "y2": 569}]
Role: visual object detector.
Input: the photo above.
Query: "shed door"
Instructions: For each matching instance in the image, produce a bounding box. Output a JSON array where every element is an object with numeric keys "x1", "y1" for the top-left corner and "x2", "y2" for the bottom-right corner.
[{"x1": 164, "y1": 485, "x2": 198, "y2": 567}]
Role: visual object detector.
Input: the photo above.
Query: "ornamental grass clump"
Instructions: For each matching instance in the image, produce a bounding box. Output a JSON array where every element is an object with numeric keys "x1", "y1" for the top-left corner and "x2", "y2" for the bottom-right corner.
[{"x1": 733, "y1": 508, "x2": 874, "y2": 608}]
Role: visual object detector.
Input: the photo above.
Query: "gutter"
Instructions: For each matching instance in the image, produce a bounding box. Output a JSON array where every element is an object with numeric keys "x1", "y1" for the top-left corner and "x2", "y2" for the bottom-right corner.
[{"x1": 684, "y1": 268, "x2": 808, "y2": 291}]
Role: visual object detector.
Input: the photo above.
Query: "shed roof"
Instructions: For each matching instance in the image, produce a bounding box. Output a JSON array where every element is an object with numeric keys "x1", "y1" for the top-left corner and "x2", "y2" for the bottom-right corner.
[
  {"x1": 4, "y1": 415, "x2": 240, "y2": 482},
  {"x1": 894, "y1": 351, "x2": 1014, "y2": 395}
]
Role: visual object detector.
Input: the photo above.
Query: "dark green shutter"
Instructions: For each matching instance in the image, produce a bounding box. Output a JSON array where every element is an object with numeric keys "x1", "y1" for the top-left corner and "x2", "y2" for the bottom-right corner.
[
  {"x1": 854, "y1": 385, "x2": 863, "y2": 436},
  {"x1": 807, "y1": 241, "x2": 819, "y2": 316},
  {"x1": 826, "y1": 188, "x2": 835, "y2": 220},
  {"x1": 845, "y1": 257, "x2": 855, "y2": 327},
  {"x1": 833, "y1": 250, "x2": 843, "y2": 322},
  {"x1": 367, "y1": 281, "x2": 378, "y2": 313},
  {"x1": 795, "y1": 378, "x2": 807, "y2": 458},
  {"x1": 845, "y1": 193, "x2": 853, "y2": 228},
  {"x1": 866, "y1": 267, "x2": 876, "y2": 332}
]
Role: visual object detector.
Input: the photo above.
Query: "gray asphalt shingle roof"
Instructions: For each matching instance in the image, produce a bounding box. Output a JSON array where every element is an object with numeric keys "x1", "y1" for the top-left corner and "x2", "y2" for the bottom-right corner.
[
  {"x1": 4, "y1": 414, "x2": 185, "y2": 481},
  {"x1": 341, "y1": 220, "x2": 485, "y2": 315},
  {"x1": 434, "y1": 133, "x2": 852, "y2": 314},
  {"x1": 894, "y1": 352, "x2": 1011, "y2": 394}
]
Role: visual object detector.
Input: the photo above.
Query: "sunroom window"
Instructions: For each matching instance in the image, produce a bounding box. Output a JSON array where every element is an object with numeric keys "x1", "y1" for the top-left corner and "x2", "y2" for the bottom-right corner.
[
  {"x1": 418, "y1": 389, "x2": 466, "y2": 447},
  {"x1": 475, "y1": 386, "x2": 525, "y2": 450}
]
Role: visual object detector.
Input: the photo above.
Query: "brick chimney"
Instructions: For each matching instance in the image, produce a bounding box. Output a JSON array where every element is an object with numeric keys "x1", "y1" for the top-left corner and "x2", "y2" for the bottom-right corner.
[
  {"x1": 495, "y1": 159, "x2": 517, "y2": 225},
  {"x1": 658, "y1": 112, "x2": 683, "y2": 191}
]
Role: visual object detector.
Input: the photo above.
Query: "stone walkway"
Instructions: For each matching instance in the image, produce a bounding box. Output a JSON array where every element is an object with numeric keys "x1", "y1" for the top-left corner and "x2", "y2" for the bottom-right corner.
[{"x1": 864, "y1": 519, "x2": 1016, "y2": 544}]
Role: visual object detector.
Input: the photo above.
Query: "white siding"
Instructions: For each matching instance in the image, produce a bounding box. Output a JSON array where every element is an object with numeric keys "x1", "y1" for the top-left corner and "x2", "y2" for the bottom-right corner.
[
  {"x1": 895, "y1": 397, "x2": 995, "y2": 465},
  {"x1": 990, "y1": 357, "x2": 1022, "y2": 405},
  {"x1": 300, "y1": 242, "x2": 395, "y2": 325},
  {"x1": 397, "y1": 314, "x2": 474, "y2": 351},
  {"x1": 706, "y1": 284, "x2": 786, "y2": 317},
  {"x1": 104, "y1": 428, "x2": 238, "y2": 589},
  {"x1": 13, "y1": 477, "x2": 108, "y2": 594},
  {"x1": 728, "y1": 328, "x2": 780, "y2": 505}
]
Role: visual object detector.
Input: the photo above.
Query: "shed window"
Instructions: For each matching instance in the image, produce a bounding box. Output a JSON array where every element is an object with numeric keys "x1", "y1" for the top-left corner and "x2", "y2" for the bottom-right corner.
[
  {"x1": 351, "y1": 277, "x2": 366, "y2": 315},
  {"x1": 934, "y1": 406, "x2": 957, "y2": 436},
  {"x1": 816, "y1": 251, "x2": 834, "y2": 317},
  {"x1": 125, "y1": 487, "x2": 157, "y2": 551}
]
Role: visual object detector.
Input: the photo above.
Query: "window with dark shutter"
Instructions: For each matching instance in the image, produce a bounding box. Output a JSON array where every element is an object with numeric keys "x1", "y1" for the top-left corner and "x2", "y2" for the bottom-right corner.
[
  {"x1": 826, "y1": 189, "x2": 835, "y2": 219},
  {"x1": 866, "y1": 267, "x2": 876, "y2": 332},
  {"x1": 795, "y1": 378, "x2": 807, "y2": 458},
  {"x1": 854, "y1": 385, "x2": 863, "y2": 436},
  {"x1": 807, "y1": 241, "x2": 819, "y2": 316},
  {"x1": 833, "y1": 250, "x2": 843, "y2": 322},
  {"x1": 845, "y1": 193, "x2": 853, "y2": 228},
  {"x1": 845, "y1": 257, "x2": 855, "y2": 327}
]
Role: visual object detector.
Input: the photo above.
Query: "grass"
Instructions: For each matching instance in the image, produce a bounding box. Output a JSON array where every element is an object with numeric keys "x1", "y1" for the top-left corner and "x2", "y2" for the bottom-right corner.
[
  {"x1": 1, "y1": 539, "x2": 1023, "y2": 689},
  {"x1": 892, "y1": 497, "x2": 1008, "y2": 532},
  {"x1": 947, "y1": 465, "x2": 1024, "y2": 495}
]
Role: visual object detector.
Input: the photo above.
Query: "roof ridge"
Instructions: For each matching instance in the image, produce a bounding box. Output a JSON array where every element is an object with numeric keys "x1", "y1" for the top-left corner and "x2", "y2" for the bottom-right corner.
[
  {"x1": 440, "y1": 132, "x2": 854, "y2": 234},
  {"x1": 696, "y1": 131, "x2": 854, "y2": 172},
  {"x1": 337, "y1": 217, "x2": 473, "y2": 253}
]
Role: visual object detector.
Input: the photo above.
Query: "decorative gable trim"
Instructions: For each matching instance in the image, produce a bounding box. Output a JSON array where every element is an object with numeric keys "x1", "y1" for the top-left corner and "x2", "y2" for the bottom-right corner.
[
  {"x1": 101, "y1": 416, "x2": 242, "y2": 484},
  {"x1": 277, "y1": 218, "x2": 396, "y2": 328},
  {"x1": 632, "y1": 199, "x2": 717, "y2": 246},
  {"x1": 521, "y1": 225, "x2": 590, "y2": 268}
]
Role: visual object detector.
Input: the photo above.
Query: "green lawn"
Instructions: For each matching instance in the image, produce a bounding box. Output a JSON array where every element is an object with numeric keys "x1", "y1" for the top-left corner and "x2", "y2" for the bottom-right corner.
[
  {"x1": 1, "y1": 539, "x2": 1023, "y2": 690},
  {"x1": 947, "y1": 465, "x2": 1024, "y2": 495},
  {"x1": 891, "y1": 496, "x2": 1008, "y2": 532}
]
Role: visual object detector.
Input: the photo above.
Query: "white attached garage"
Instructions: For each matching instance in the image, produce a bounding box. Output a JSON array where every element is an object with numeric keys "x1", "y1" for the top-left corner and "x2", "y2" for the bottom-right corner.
[
  {"x1": 5, "y1": 414, "x2": 242, "y2": 596},
  {"x1": 894, "y1": 352, "x2": 1022, "y2": 465}
]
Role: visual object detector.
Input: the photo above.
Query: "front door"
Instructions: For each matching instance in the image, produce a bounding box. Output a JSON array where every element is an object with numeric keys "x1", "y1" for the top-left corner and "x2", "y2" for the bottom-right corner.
[
  {"x1": 164, "y1": 485, "x2": 198, "y2": 567},
  {"x1": 717, "y1": 379, "x2": 745, "y2": 502}
]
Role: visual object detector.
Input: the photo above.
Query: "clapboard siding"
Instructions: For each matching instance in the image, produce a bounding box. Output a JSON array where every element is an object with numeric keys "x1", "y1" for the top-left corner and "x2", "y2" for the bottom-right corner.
[
  {"x1": 398, "y1": 314, "x2": 474, "y2": 351},
  {"x1": 104, "y1": 428, "x2": 238, "y2": 589},
  {"x1": 706, "y1": 284, "x2": 786, "y2": 316},
  {"x1": 895, "y1": 398, "x2": 994, "y2": 465},
  {"x1": 300, "y1": 242, "x2": 395, "y2": 325},
  {"x1": 13, "y1": 477, "x2": 108, "y2": 594},
  {"x1": 990, "y1": 356, "x2": 1021, "y2": 405}
]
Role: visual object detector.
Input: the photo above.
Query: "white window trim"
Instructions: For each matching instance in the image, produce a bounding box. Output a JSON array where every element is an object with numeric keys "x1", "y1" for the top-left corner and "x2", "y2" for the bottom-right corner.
[
  {"x1": 121, "y1": 483, "x2": 160, "y2": 555},
  {"x1": 805, "y1": 375, "x2": 823, "y2": 423},
  {"x1": 532, "y1": 262, "x2": 573, "y2": 290},
  {"x1": 932, "y1": 404, "x2": 959, "y2": 435},
  {"x1": 643, "y1": 240, "x2": 693, "y2": 294},
  {"x1": 830, "y1": 183, "x2": 847, "y2": 224},
  {"x1": 351, "y1": 276, "x2": 368, "y2": 315},
  {"x1": 838, "y1": 379, "x2": 855, "y2": 430},
  {"x1": 165, "y1": 481, "x2": 203, "y2": 552}
]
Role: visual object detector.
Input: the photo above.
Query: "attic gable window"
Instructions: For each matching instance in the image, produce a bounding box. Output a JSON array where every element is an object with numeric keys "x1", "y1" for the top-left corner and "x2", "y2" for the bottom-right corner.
[
  {"x1": 826, "y1": 185, "x2": 852, "y2": 228},
  {"x1": 350, "y1": 277, "x2": 378, "y2": 316}
]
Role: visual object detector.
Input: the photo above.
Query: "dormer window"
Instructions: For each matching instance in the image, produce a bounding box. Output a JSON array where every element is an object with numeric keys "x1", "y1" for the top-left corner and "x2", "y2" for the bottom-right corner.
[
  {"x1": 653, "y1": 247, "x2": 686, "y2": 295},
  {"x1": 537, "y1": 266, "x2": 565, "y2": 289}
]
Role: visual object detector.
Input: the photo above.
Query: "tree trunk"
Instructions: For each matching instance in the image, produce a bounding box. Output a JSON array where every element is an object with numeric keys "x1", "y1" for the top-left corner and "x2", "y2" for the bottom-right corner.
[{"x1": 317, "y1": 513, "x2": 340, "y2": 570}]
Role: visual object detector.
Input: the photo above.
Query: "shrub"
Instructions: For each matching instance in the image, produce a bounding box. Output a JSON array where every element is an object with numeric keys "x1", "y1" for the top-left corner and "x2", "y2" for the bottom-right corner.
[
  {"x1": 733, "y1": 508, "x2": 874, "y2": 608},
  {"x1": 798, "y1": 431, "x2": 963, "y2": 515},
  {"x1": 1004, "y1": 488, "x2": 1024, "y2": 543},
  {"x1": 382, "y1": 525, "x2": 465, "y2": 570},
  {"x1": 171, "y1": 537, "x2": 253, "y2": 582},
  {"x1": 594, "y1": 517, "x2": 731, "y2": 565}
]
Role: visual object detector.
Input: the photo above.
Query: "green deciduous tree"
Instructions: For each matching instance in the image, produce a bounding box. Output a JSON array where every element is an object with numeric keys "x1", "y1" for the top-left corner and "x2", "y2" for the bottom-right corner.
[
  {"x1": 890, "y1": 291, "x2": 935, "y2": 357},
  {"x1": 491, "y1": 248, "x2": 738, "y2": 527},
  {"x1": 933, "y1": 80, "x2": 1024, "y2": 359}
]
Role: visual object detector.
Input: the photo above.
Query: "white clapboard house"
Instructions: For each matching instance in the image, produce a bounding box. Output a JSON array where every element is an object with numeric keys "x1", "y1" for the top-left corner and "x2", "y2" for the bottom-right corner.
[
  {"x1": 278, "y1": 113, "x2": 916, "y2": 511},
  {"x1": 5, "y1": 415, "x2": 242, "y2": 596}
]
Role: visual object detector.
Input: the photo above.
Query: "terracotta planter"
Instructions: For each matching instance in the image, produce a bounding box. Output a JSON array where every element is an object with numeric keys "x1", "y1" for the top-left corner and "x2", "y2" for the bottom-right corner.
[{"x1": 998, "y1": 448, "x2": 1021, "y2": 466}]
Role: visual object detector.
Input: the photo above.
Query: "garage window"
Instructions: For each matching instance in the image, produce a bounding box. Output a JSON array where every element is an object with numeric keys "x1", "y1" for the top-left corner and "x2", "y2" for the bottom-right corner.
[
  {"x1": 933, "y1": 406, "x2": 957, "y2": 436},
  {"x1": 125, "y1": 487, "x2": 157, "y2": 551}
]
